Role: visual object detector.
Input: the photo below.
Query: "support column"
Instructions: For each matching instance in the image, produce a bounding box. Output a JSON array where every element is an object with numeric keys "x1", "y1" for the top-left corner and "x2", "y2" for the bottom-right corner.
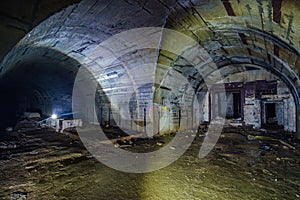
[{"x1": 296, "y1": 105, "x2": 300, "y2": 139}]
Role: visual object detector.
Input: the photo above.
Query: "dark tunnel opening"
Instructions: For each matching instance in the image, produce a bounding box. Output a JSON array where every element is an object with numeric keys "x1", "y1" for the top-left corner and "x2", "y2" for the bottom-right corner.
[
  {"x1": 0, "y1": 50, "x2": 80, "y2": 130},
  {"x1": 0, "y1": 86, "x2": 17, "y2": 129}
]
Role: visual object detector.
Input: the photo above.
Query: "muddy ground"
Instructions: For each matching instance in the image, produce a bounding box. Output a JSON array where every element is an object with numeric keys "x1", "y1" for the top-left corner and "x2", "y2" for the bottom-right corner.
[{"x1": 0, "y1": 126, "x2": 299, "y2": 199}]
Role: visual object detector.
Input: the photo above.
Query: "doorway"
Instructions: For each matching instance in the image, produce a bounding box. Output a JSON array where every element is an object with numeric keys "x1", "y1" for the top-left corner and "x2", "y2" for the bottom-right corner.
[
  {"x1": 226, "y1": 92, "x2": 241, "y2": 119},
  {"x1": 265, "y1": 103, "x2": 277, "y2": 124}
]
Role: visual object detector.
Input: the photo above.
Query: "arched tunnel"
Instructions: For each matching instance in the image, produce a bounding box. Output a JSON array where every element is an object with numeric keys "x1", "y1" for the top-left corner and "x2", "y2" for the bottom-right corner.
[
  {"x1": 0, "y1": 0, "x2": 299, "y2": 199},
  {"x1": 0, "y1": 47, "x2": 80, "y2": 128}
]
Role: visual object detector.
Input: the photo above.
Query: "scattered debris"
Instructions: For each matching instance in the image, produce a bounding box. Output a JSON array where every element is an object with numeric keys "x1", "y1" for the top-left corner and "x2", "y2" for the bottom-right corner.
[
  {"x1": 0, "y1": 142, "x2": 17, "y2": 149},
  {"x1": 5, "y1": 127, "x2": 13, "y2": 132},
  {"x1": 29, "y1": 151, "x2": 39, "y2": 155},
  {"x1": 62, "y1": 131, "x2": 80, "y2": 141},
  {"x1": 100, "y1": 133, "x2": 142, "y2": 145},
  {"x1": 23, "y1": 112, "x2": 41, "y2": 120},
  {"x1": 13, "y1": 112, "x2": 43, "y2": 130},
  {"x1": 262, "y1": 168, "x2": 273, "y2": 176},
  {"x1": 260, "y1": 144, "x2": 274, "y2": 152},
  {"x1": 9, "y1": 183, "x2": 35, "y2": 189},
  {"x1": 11, "y1": 192, "x2": 27, "y2": 200},
  {"x1": 278, "y1": 140, "x2": 296, "y2": 150},
  {"x1": 14, "y1": 119, "x2": 39, "y2": 130},
  {"x1": 247, "y1": 135, "x2": 258, "y2": 141},
  {"x1": 24, "y1": 152, "x2": 87, "y2": 170},
  {"x1": 156, "y1": 141, "x2": 164, "y2": 146},
  {"x1": 114, "y1": 143, "x2": 120, "y2": 148},
  {"x1": 55, "y1": 119, "x2": 83, "y2": 133},
  {"x1": 86, "y1": 154, "x2": 94, "y2": 159},
  {"x1": 227, "y1": 118, "x2": 243, "y2": 127},
  {"x1": 247, "y1": 135, "x2": 296, "y2": 150},
  {"x1": 118, "y1": 144, "x2": 132, "y2": 148}
]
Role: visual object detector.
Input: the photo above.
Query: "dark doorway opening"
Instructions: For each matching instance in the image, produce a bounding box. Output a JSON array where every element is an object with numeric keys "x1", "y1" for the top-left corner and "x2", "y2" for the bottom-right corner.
[
  {"x1": 232, "y1": 92, "x2": 241, "y2": 118},
  {"x1": 226, "y1": 92, "x2": 241, "y2": 119},
  {"x1": 265, "y1": 103, "x2": 277, "y2": 124}
]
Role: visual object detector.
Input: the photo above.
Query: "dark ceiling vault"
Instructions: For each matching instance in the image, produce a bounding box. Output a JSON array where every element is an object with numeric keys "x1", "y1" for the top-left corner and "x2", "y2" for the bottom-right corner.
[{"x1": 0, "y1": 0, "x2": 81, "y2": 60}]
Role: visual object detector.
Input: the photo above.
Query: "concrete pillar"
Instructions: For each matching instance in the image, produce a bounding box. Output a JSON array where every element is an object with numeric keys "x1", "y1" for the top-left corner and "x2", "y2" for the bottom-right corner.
[{"x1": 296, "y1": 105, "x2": 300, "y2": 139}]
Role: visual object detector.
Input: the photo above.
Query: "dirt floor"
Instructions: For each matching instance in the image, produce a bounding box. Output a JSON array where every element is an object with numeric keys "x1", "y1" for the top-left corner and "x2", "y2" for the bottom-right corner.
[{"x1": 0, "y1": 126, "x2": 299, "y2": 199}]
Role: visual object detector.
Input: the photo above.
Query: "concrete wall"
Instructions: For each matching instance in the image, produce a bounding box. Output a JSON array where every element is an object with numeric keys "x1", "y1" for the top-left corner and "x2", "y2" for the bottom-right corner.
[
  {"x1": 283, "y1": 98, "x2": 296, "y2": 132},
  {"x1": 199, "y1": 70, "x2": 296, "y2": 132},
  {"x1": 225, "y1": 70, "x2": 296, "y2": 131},
  {"x1": 244, "y1": 98, "x2": 261, "y2": 129},
  {"x1": 277, "y1": 81, "x2": 296, "y2": 132},
  {"x1": 226, "y1": 93, "x2": 234, "y2": 117}
]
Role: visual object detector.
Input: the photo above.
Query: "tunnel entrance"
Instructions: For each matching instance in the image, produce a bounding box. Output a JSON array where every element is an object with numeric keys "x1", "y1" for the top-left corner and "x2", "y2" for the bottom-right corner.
[
  {"x1": 0, "y1": 87, "x2": 17, "y2": 129},
  {"x1": 0, "y1": 48, "x2": 80, "y2": 130}
]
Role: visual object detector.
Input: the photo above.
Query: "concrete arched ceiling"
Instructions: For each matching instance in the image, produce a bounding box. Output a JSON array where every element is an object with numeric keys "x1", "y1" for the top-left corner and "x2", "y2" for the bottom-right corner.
[
  {"x1": 156, "y1": 1, "x2": 300, "y2": 135},
  {"x1": 0, "y1": 0, "x2": 81, "y2": 60},
  {"x1": 0, "y1": 0, "x2": 80, "y2": 59},
  {"x1": 160, "y1": 0, "x2": 300, "y2": 89},
  {"x1": 1, "y1": 0, "x2": 300, "y2": 86}
]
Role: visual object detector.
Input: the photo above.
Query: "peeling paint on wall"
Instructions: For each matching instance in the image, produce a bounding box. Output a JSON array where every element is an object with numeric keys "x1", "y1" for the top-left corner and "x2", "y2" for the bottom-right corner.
[{"x1": 244, "y1": 98, "x2": 261, "y2": 129}]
